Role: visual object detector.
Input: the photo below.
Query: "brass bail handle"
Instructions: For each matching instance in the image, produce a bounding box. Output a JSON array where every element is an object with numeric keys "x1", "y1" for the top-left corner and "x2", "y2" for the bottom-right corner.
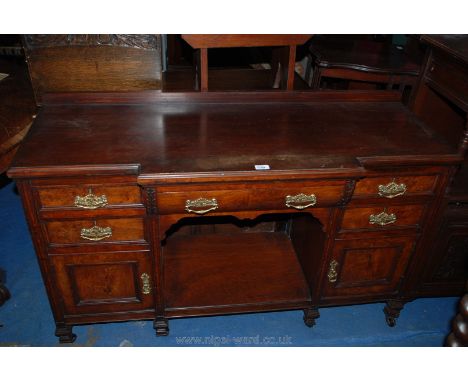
[
  {"x1": 80, "y1": 220, "x2": 112, "y2": 241},
  {"x1": 369, "y1": 207, "x2": 397, "y2": 226},
  {"x1": 378, "y1": 178, "x2": 407, "y2": 199},
  {"x1": 74, "y1": 187, "x2": 108, "y2": 209},
  {"x1": 185, "y1": 198, "x2": 218, "y2": 215},
  {"x1": 285, "y1": 193, "x2": 317, "y2": 210}
]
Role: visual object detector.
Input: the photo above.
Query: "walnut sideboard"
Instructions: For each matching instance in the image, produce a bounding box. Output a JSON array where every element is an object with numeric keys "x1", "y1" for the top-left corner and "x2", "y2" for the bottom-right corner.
[{"x1": 6, "y1": 89, "x2": 462, "y2": 343}]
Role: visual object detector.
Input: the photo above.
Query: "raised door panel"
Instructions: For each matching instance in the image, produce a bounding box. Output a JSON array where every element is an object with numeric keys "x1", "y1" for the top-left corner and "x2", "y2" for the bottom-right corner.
[
  {"x1": 321, "y1": 236, "x2": 415, "y2": 300},
  {"x1": 49, "y1": 251, "x2": 154, "y2": 316}
]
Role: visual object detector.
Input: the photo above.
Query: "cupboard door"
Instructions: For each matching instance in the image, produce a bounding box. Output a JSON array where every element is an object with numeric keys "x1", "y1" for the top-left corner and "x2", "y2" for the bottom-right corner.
[
  {"x1": 321, "y1": 236, "x2": 415, "y2": 300},
  {"x1": 50, "y1": 251, "x2": 154, "y2": 315}
]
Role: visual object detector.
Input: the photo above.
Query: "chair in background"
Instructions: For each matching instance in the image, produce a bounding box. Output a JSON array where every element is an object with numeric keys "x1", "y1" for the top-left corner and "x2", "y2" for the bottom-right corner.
[
  {"x1": 164, "y1": 35, "x2": 312, "y2": 92},
  {"x1": 305, "y1": 35, "x2": 422, "y2": 103}
]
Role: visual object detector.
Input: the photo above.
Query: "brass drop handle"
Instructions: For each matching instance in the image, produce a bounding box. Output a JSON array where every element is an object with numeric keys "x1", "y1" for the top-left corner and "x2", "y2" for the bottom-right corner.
[
  {"x1": 285, "y1": 193, "x2": 317, "y2": 210},
  {"x1": 328, "y1": 260, "x2": 339, "y2": 283},
  {"x1": 141, "y1": 273, "x2": 151, "y2": 295},
  {"x1": 369, "y1": 209, "x2": 397, "y2": 226},
  {"x1": 185, "y1": 198, "x2": 218, "y2": 215},
  {"x1": 80, "y1": 222, "x2": 112, "y2": 241},
  {"x1": 378, "y1": 179, "x2": 407, "y2": 199},
  {"x1": 75, "y1": 188, "x2": 108, "y2": 209}
]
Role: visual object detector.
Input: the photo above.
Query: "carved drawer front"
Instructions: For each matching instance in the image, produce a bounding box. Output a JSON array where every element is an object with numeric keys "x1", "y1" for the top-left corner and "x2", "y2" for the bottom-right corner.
[
  {"x1": 37, "y1": 184, "x2": 142, "y2": 209},
  {"x1": 321, "y1": 236, "x2": 415, "y2": 299},
  {"x1": 49, "y1": 250, "x2": 154, "y2": 315},
  {"x1": 156, "y1": 180, "x2": 348, "y2": 215},
  {"x1": 353, "y1": 175, "x2": 437, "y2": 199},
  {"x1": 426, "y1": 53, "x2": 468, "y2": 106},
  {"x1": 45, "y1": 218, "x2": 146, "y2": 245},
  {"x1": 340, "y1": 204, "x2": 426, "y2": 231}
]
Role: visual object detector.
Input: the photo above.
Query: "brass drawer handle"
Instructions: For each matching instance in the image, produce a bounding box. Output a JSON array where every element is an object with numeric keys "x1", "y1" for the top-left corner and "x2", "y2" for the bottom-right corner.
[
  {"x1": 285, "y1": 193, "x2": 317, "y2": 210},
  {"x1": 328, "y1": 260, "x2": 338, "y2": 283},
  {"x1": 185, "y1": 198, "x2": 218, "y2": 215},
  {"x1": 74, "y1": 188, "x2": 108, "y2": 209},
  {"x1": 378, "y1": 179, "x2": 407, "y2": 199},
  {"x1": 141, "y1": 273, "x2": 151, "y2": 295},
  {"x1": 369, "y1": 210, "x2": 397, "y2": 226},
  {"x1": 80, "y1": 223, "x2": 112, "y2": 241}
]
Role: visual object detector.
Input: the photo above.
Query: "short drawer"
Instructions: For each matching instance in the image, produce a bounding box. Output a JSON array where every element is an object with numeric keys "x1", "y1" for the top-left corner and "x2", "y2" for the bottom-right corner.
[
  {"x1": 340, "y1": 204, "x2": 426, "y2": 231},
  {"x1": 37, "y1": 184, "x2": 142, "y2": 209},
  {"x1": 156, "y1": 180, "x2": 349, "y2": 215},
  {"x1": 353, "y1": 175, "x2": 437, "y2": 199},
  {"x1": 45, "y1": 218, "x2": 146, "y2": 245}
]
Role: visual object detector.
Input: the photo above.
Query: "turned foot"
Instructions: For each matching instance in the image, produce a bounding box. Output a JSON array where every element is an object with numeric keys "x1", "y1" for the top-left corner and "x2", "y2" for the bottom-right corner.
[
  {"x1": 384, "y1": 300, "x2": 406, "y2": 327},
  {"x1": 303, "y1": 307, "x2": 320, "y2": 328},
  {"x1": 154, "y1": 317, "x2": 169, "y2": 336},
  {"x1": 0, "y1": 283, "x2": 10, "y2": 307},
  {"x1": 445, "y1": 292, "x2": 468, "y2": 347},
  {"x1": 55, "y1": 324, "x2": 77, "y2": 343}
]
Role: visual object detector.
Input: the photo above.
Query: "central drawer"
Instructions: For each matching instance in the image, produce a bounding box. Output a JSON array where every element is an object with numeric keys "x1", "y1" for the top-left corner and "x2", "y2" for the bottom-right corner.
[{"x1": 156, "y1": 180, "x2": 349, "y2": 215}]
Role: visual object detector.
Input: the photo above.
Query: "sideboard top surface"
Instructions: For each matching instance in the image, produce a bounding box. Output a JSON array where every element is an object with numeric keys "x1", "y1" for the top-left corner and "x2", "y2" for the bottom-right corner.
[{"x1": 8, "y1": 100, "x2": 459, "y2": 179}]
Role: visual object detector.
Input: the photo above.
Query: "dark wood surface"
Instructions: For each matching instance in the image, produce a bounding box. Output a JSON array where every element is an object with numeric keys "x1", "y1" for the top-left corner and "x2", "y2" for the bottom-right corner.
[
  {"x1": 38, "y1": 89, "x2": 403, "y2": 105},
  {"x1": 9, "y1": 98, "x2": 458, "y2": 179}
]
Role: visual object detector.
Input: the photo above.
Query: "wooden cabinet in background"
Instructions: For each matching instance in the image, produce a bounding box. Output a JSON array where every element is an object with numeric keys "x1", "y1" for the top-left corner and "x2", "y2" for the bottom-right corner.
[{"x1": 411, "y1": 35, "x2": 468, "y2": 297}]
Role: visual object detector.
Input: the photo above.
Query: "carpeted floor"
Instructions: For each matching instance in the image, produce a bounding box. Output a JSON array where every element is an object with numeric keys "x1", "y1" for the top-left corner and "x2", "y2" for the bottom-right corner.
[{"x1": 0, "y1": 179, "x2": 459, "y2": 346}]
